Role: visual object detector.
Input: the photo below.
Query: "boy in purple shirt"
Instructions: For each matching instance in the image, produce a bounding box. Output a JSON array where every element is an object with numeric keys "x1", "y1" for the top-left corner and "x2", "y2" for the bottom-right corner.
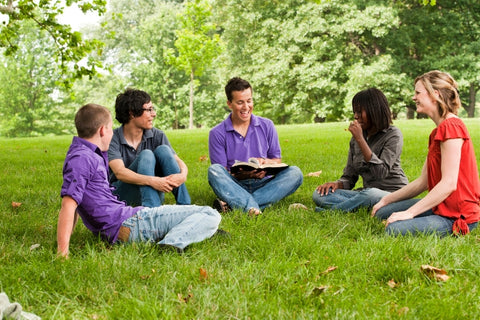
[
  {"x1": 208, "y1": 77, "x2": 303, "y2": 215},
  {"x1": 57, "y1": 104, "x2": 221, "y2": 258}
]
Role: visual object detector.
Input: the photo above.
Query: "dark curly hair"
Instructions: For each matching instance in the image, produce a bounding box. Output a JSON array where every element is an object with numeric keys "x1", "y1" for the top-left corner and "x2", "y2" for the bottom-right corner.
[{"x1": 115, "y1": 88, "x2": 151, "y2": 124}]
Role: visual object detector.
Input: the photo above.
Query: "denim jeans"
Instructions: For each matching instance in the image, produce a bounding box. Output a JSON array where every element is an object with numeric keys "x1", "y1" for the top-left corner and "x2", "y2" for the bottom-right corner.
[
  {"x1": 312, "y1": 187, "x2": 390, "y2": 212},
  {"x1": 374, "y1": 198, "x2": 478, "y2": 236},
  {"x1": 207, "y1": 164, "x2": 303, "y2": 212},
  {"x1": 121, "y1": 205, "x2": 221, "y2": 249},
  {"x1": 112, "y1": 145, "x2": 191, "y2": 207}
]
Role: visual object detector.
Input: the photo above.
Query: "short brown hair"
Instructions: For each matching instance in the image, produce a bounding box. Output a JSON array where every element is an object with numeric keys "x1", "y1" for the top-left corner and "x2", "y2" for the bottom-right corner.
[
  {"x1": 225, "y1": 77, "x2": 252, "y2": 102},
  {"x1": 75, "y1": 104, "x2": 111, "y2": 138}
]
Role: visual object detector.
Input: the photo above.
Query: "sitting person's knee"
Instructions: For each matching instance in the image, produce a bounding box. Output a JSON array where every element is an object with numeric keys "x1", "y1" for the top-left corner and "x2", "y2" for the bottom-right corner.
[
  {"x1": 154, "y1": 145, "x2": 173, "y2": 157},
  {"x1": 138, "y1": 149, "x2": 155, "y2": 162}
]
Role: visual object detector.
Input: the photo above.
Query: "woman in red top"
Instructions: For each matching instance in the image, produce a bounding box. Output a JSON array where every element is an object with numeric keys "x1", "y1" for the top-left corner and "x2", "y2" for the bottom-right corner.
[{"x1": 372, "y1": 70, "x2": 480, "y2": 236}]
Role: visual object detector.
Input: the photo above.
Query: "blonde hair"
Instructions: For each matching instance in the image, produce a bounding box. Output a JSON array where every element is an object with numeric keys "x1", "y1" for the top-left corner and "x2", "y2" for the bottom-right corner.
[{"x1": 414, "y1": 70, "x2": 461, "y2": 117}]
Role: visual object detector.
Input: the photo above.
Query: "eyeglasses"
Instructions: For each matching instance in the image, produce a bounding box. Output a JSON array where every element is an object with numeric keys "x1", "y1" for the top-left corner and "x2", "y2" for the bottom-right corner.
[{"x1": 143, "y1": 106, "x2": 156, "y2": 113}]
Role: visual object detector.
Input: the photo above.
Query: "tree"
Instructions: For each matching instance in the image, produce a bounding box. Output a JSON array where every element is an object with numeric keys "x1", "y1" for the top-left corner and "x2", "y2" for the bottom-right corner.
[
  {"x1": 0, "y1": 0, "x2": 106, "y2": 85},
  {"x1": 0, "y1": 20, "x2": 74, "y2": 136},
  {"x1": 384, "y1": 0, "x2": 480, "y2": 117},
  {"x1": 166, "y1": 0, "x2": 223, "y2": 129},
  {"x1": 212, "y1": 0, "x2": 404, "y2": 123}
]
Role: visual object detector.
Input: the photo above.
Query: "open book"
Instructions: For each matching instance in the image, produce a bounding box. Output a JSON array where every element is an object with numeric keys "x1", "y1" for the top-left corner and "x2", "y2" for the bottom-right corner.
[{"x1": 230, "y1": 158, "x2": 289, "y2": 175}]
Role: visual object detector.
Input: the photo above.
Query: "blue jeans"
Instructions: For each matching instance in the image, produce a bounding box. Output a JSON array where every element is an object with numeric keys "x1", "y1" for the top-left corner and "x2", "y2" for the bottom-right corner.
[
  {"x1": 208, "y1": 164, "x2": 303, "y2": 212},
  {"x1": 312, "y1": 188, "x2": 389, "y2": 212},
  {"x1": 112, "y1": 145, "x2": 191, "y2": 207},
  {"x1": 374, "y1": 198, "x2": 478, "y2": 236},
  {"x1": 121, "y1": 205, "x2": 221, "y2": 249}
]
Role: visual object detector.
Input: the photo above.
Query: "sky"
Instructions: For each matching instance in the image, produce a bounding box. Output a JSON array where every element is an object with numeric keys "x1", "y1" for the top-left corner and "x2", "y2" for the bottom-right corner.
[
  {"x1": 0, "y1": 2, "x2": 104, "y2": 31},
  {"x1": 57, "y1": 4, "x2": 102, "y2": 31}
]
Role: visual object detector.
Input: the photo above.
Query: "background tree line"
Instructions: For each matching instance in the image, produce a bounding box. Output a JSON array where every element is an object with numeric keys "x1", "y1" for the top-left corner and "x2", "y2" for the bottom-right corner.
[{"x1": 0, "y1": 0, "x2": 479, "y2": 137}]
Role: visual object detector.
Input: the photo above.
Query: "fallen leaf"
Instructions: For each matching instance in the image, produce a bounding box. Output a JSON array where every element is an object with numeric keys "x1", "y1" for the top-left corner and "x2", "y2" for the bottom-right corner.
[
  {"x1": 199, "y1": 268, "x2": 208, "y2": 281},
  {"x1": 307, "y1": 170, "x2": 322, "y2": 177},
  {"x1": 320, "y1": 266, "x2": 338, "y2": 275},
  {"x1": 289, "y1": 203, "x2": 309, "y2": 210},
  {"x1": 29, "y1": 244, "x2": 40, "y2": 251},
  {"x1": 199, "y1": 155, "x2": 208, "y2": 162},
  {"x1": 420, "y1": 264, "x2": 450, "y2": 281},
  {"x1": 311, "y1": 286, "x2": 329, "y2": 296},
  {"x1": 177, "y1": 293, "x2": 193, "y2": 303},
  {"x1": 387, "y1": 279, "x2": 397, "y2": 288},
  {"x1": 12, "y1": 202, "x2": 22, "y2": 208},
  {"x1": 397, "y1": 307, "x2": 409, "y2": 316}
]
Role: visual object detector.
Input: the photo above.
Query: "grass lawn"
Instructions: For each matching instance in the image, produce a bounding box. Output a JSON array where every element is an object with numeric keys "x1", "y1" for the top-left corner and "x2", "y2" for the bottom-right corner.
[{"x1": 0, "y1": 118, "x2": 479, "y2": 319}]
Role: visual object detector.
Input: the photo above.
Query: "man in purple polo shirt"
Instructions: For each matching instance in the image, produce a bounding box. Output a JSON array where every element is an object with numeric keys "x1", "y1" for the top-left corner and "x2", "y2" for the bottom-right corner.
[
  {"x1": 208, "y1": 77, "x2": 303, "y2": 215},
  {"x1": 57, "y1": 103, "x2": 221, "y2": 258}
]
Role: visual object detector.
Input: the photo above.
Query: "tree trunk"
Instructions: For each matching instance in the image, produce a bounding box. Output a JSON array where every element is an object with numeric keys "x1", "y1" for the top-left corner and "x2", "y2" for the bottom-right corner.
[
  {"x1": 171, "y1": 92, "x2": 178, "y2": 129},
  {"x1": 467, "y1": 82, "x2": 476, "y2": 118},
  {"x1": 189, "y1": 70, "x2": 194, "y2": 129},
  {"x1": 406, "y1": 106, "x2": 415, "y2": 119}
]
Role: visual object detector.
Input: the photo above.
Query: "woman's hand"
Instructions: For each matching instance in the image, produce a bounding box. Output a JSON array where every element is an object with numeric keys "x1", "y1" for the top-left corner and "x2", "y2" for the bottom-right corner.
[
  {"x1": 348, "y1": 120, "x2": 364, "y2": 141},
  {"x1": 385, "y1": 211, "x2": 414, "y2": 227},
  {"x1": 315, "y1": 181, "x2": 342, "y2": 196},
  {"x1": 371, "y1": 198, "x2": 387, "y2": 217}
]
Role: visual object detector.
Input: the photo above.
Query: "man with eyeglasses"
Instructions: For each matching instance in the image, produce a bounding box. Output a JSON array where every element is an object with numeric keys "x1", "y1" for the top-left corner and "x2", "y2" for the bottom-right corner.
[{"x1": 108, "y1": 88, "x2": 191, "y2": 207}]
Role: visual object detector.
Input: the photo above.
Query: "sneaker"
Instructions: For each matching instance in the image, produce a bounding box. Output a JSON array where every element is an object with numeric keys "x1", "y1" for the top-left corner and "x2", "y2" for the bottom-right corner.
[
  {"x1": 213, "y1": 228, "x2": 231, "y2": 238},
  {"x1": 213, "y1": 198, "x2": 232, "y2": 213}
]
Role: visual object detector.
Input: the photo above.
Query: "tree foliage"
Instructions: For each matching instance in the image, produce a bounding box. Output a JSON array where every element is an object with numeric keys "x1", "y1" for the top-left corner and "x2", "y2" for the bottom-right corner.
[
  {"x1": 0, "y1": 0, "x2": 106, "y2": 85},
  {"x1": 0, "y1": 21, "x2": 75, "y2": 136},
  {"x1": 1, "y1": 0, "x2": 479, "y2": 137},
  {"x1": 166, "y1": 0, "x2": 223, "y2": 128}
]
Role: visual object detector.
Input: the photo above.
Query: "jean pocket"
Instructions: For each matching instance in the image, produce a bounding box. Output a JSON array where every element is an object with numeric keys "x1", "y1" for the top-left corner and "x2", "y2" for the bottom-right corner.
[{"x1": 121, "y1": 211, "x2": 143, "y2": 229}]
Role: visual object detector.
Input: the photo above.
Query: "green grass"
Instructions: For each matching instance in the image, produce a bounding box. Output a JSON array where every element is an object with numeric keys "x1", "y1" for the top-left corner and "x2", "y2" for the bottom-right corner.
[{"x1": 0, "y1": 118, "x2": 479, "y2": 319}]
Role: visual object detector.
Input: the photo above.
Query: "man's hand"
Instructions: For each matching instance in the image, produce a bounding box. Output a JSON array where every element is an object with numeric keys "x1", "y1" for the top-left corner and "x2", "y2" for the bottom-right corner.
[
  {"x1": 165, "y1": 173, "x2": 187, "y2": 188},
  {"x1": 149, "y1": 176, "x2": 175, "y2": 193},
  {"x1": 231, "y1": 168, "x2": 266, "y2": 180}
]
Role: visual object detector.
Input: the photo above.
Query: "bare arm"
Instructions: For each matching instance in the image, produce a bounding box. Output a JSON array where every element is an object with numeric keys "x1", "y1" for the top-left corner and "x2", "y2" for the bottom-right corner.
[
  {"x1": 371, "y1": 160, "x2": 429, "y2": 217},
  {"x1": 57, "y1": 196, "x2": 79, "y2": 258},
  {"x1": 349, "y1": 120, "x2": 372, "y2": 162},
  {"x1": 381, "y1": 139, "x2": 462, "y2": 224}
]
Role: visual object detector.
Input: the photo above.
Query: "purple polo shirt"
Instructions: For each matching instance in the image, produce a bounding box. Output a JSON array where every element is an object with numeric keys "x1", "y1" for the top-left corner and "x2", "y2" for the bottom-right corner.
[
  {"x1": 208, "y1": 113, "x2": 282, "y2": 170},
  {"x1": 61, "y1": 136, "x2": 142, "y2": 243}
]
